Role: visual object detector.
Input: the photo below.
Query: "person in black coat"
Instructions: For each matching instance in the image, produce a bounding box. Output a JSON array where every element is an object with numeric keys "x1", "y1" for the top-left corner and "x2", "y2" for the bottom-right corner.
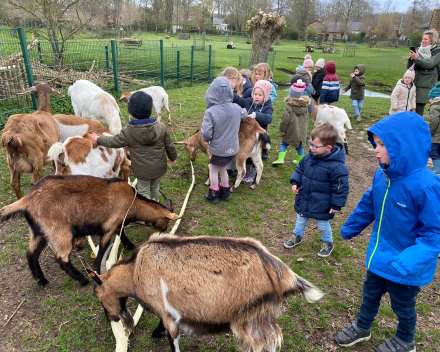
[
  {"x1": 284, "y1": 122, "x2": 349, "y2": 257},
  {"x1": 312, "y1": 58, "x2": 326, "y2": 103}
]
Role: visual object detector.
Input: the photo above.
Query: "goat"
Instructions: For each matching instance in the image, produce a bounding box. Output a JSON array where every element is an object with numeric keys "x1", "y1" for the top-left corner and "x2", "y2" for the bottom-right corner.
[
  {"x1": 86, "y1": 232, "x2": 325, "y2": 352},
  {"x1": 68, "y1": 80, "x2": 122, "y2": 134},
  {"x1": 47, "y1": 132, "x2": 130, "y2": 182},
  {"x1": 0, "y1": 175, "x2": 181, "y2": 287},
  {"x1": 311, "y1": 99, "x2": 352, "y2": 154},
  {"x1": 1, "y1": 82, "x2": 63, "y2": 199},
  {"x1": 53, "y1": 114, "x2": 110, "y2": 143},
  {"x1": 176, "y1": 118, "x2": 271, "y2": 192},
  {"x1": 119, "y1": 86, "x2": 171, "y2": 124}
]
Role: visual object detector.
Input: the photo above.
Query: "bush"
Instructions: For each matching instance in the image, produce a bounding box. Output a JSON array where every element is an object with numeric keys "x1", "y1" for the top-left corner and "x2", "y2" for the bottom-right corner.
[{"x1": 283, "y1": 27, "x2": 299, "y2": 40}]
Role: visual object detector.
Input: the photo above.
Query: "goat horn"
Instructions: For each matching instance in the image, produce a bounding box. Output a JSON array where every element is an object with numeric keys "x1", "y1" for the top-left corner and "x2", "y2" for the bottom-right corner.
[
  {"x1": 101, "y1": 243, "x2": 114, "y2": 274},
  {"x1": 182, "y1": 131, "x2": 187, "y2": 139},
  {"x1": 174, "y1": 141, "x2": 187, "y2": 145},
  {"x1": 159, "y1": 190, "x2": 170, "y2": 208}
]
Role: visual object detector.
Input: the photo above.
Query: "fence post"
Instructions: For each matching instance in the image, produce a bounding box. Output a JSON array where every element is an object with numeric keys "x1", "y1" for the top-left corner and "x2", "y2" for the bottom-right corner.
[
  {"x1": 177, "y1": 51, "x2": 180, "y2": 83},
  {"x1": 37, "y1": 41, "x2": 43, "y2": 64},
  {"x1": 105, "y1": 45, "x2": 110, "y2": 72},
  {"x1": 208, "y1": 45, "x2": 212, "y2": 83},
  {"x1": 18, "y1": 28, "x2": 37, "y2": 110},
  {"x1": 191, "y1": 45, "x2": 194, "y2": 83},
  {"x1": 160, "y1": 40, "x2": 165, "y2": 87},
  {"x1": 110, "y1": 40, "x2": 119, "y2": 94}
]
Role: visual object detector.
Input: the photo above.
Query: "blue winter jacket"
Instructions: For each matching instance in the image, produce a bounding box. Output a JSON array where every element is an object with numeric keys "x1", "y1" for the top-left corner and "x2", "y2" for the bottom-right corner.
[
  {"x1": 241, "y1": 74, "x2": 253, "y2": 98},
  {"x1": 290, "y1": 142, "x2": 349, "y2": 220},
  {"x1": 268, "y1": 78, "x2": 278, "y2": 104},
  {"x1": 233, "y1": 93, "x2": 273, "y2": 130},
  {"x1": 341, "y1": 111, "x2": 440, "y2": 286}
]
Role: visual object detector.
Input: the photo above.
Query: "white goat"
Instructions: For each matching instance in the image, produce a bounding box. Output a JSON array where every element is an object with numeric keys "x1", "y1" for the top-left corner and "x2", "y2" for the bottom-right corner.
[
  {"x1": 119, "y1": 86, "x2": 171, "y2": 124},
  {"x1": 68, "y1": 80, "x2": 122, "y2": 134},
  {"x1": 312, "y1": 101, "x2": 353, "y2": 154},
  {"x1": 53, "y1": 114, "x2": 110, "y2": 143}
]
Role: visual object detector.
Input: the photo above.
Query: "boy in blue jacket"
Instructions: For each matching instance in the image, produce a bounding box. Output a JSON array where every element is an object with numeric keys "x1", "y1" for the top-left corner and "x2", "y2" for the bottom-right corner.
[
  {"x1": 335, "y1": 111, "x2": 440, "y2": 352},
  {"x1": 283, "y1": 122, "x2": 349, "y2": 257}
]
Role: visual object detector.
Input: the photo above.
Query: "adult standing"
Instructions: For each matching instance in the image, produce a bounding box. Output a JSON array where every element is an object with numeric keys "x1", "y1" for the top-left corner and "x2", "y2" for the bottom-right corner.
[{"x1": 408, "y1": 29, "x2": 440, "y2": 117}]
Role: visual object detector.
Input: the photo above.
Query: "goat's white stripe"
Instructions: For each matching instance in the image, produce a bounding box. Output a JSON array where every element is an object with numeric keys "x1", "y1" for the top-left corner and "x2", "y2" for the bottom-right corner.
[
  {"x1": 173, "y1": 335, "x2": 180, "y2": 352},
  {"x1": 161, "y1": 278, "x2": 181, "y2": 323}
]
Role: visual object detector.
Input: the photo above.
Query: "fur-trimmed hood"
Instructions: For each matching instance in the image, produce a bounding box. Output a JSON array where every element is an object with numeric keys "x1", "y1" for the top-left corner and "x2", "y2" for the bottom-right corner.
[{"x1": 284, "y1": 95, "x2": 311, "y2": 107}]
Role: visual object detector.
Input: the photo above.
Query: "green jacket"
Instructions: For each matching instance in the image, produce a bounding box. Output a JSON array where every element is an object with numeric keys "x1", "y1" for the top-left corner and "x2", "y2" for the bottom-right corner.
[
  {"x1": 344, "y1": 64, "x2": 366, "y2": 100},
  {"x1": 97, "y1": 120, "x2": 177, "y2": 179},
  {"x1": 429, "y1": 98, "x2": 440, "y2": 143},
  {"x1": 280, "y1": 95, "x2": 311, "y2": 148},
  {"x1": 407, "y1": 46, "x2": 440, "y2": 104}
]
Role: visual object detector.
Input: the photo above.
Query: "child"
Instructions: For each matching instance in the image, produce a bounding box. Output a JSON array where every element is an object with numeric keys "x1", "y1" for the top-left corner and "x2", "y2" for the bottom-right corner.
[
  {"x1": 320, "y1": 61, "x2": 340, "y2": 105},
  {"x1": 389, "y1": 67, "x2": 416, "y2": 114},
  {"x1": 290, "y1": 74, "x2": 314, "y2": 115},
  {"x1": 295, "y1": 65, "x2": 312, "y2": 85},
  {"x1": 201, "y1": 77, "x2": 247, "y2": 204},
  {"x1": 302, "y1": 54, "x2": 314, "y2": 81},
  {"x1": 221, "y1": 66, "x2": 245, "y2": 98},
  {"x1": 273, "y1": 79, "x2": 311, "y2": 165},
  {"x1": 342, "y1": 64, "x2": 366, "y2": 121},
  {"x1": 428, "y1": 83, "x2": 440, "y2": 175},
  {"x1": 89, "y1": 91, "x2": 177, "y2": 201},
  {"x1": 283, "y1": 122, "x2": 349, "y2": 257},
  {"x1": 334, "y1": 111, "x2": 440, "y2": 352},
  {"x1": 252, "y1": 63, "x2": 278, "y2": 103},
  {"x1": 238, "y1": 68, "x2": 253, "y2": 98},
  {"x1": 312, "y1": 58, "x2": 326, "y2": 103}
]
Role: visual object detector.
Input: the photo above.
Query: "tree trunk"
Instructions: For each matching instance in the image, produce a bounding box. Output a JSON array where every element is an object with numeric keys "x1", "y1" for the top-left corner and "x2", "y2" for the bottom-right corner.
[{"x1": 247, "y1": 11, "x2": 286, "y2": 68}]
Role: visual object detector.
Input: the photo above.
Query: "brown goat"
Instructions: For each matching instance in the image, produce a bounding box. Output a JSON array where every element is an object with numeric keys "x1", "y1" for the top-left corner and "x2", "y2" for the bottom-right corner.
[
  {"x1": 87, "y1": 233, "x2": 324, "y2": 352},
  {"x1": 0, "y1": 175, "x2": 181, "y2": 287},
  {"x1": 176, "y1": 118, "x2": 271, "y2": 191},
  {"x1": 1, "y1": 82, "x2": 63, "y2": 199},
  {"x1": 53, "y1": 114, "x2": 110, "y2": 143}
]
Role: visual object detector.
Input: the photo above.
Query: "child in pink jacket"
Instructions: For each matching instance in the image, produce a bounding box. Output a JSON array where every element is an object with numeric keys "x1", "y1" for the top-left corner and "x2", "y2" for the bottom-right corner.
[{"x1": 389, "y1": 67, "x2": 416, "y2": 114}]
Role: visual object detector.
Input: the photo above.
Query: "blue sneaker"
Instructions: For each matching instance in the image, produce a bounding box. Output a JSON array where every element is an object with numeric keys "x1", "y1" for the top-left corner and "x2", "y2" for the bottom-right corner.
[
  {"x1": 283, "y1": 235, "x2": 302, "y2": 249},
  {"x1": 335, "y1": 322, "x2": 371, "y2": 347},
  {"x1": 375, "y1": 335, "x2": 416, "y2": 352}
]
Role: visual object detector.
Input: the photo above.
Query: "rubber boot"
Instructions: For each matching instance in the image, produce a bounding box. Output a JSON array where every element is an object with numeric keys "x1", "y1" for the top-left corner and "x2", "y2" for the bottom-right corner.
[
  {"x1": 293, "y1": 155, "x2": 304, "y2": 165},
  {"x1": 272, "y1": 151, "x2": 286, "y2": 165},
  {"x1": 204, "y1": 187, "x2": 219, "y2": 204},
  {"x1": 219, "y1": 183, "x2": 231, "y2": 201},
  {"x1": 433, "y1": 159, "x2": 440, "y2": 175}
]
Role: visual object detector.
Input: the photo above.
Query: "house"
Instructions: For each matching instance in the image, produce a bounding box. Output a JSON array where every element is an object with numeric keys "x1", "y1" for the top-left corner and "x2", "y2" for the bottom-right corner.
[
  {"x1": 306, "y1": 20, "x2": 364, "y2": 41},
  {"x1": 213, "y1": 17, "x2": 228, "y2": 31}
]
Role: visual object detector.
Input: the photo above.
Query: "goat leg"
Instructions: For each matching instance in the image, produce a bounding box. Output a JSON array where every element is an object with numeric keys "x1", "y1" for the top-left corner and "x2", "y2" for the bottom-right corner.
[
  {"x1": 26, "y1": 235, "x2": 48, "y2": 286},
  {"x1": 344, "y1": 142, "x2": 349, "y2": 154},
  {"x1": 120, "y1": 228, "x2": 135, "y2": 250},
  {"x1": 94, "y1": 240, "x2": 111, "y2": 274},
  {"x1": 56, "y1": 257, "x2": 89, "y2": 286},
  {"x1": 10, "y1": 170, "x2": 23, "y2": 199},
  {"x1": 151, "y1": 319, "x2": 166, "y2": 338}
]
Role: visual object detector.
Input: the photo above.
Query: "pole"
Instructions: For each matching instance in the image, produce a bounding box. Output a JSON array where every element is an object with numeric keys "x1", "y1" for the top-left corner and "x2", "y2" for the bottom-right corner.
[
  {"x1": 160, "y1": 40, "x2": 165, "y2": 87},
  {"x1": 18, "y1": 28, "x2": 37, "y2": 110},
  {"x1": 105, "y1": 45, "x2": 110, "y2": 72},
  {"x1": 177, "y1": 51, "x2": 180, "y2": 83},
  {"x1": 208, "y1": 45, "x2": 212, "y2": 83},
  {"x1": 190, "y1": 45, "x2": 194, "y2": 84},
  {"x1": 111, "y1": 40, "x2": 119, "y2": 94}
]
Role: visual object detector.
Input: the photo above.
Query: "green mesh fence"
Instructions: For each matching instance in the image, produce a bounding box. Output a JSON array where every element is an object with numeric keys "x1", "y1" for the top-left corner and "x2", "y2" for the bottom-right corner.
[{"x1": 0, "y1": 28, "x2": 215, "y2": 127}]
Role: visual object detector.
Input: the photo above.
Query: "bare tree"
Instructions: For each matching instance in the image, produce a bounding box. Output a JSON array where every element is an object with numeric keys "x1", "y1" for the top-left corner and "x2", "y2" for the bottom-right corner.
[
  {"x1": 7, "y1": 0, "x2": 93, "y2": 65},
  {"x1": 331, "y1": 0, "x2": 374, "y2": 39},
  {"x1": 247, "y1": 10, "x2": 286, "y2": 66},
  {"x1": 291, "y1": 0, "x2": 317, "y2": 39}
]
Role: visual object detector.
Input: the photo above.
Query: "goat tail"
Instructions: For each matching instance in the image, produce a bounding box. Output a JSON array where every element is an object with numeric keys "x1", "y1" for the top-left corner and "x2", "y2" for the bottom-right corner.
[
  {"x1": 1, "y1": 131, "x2": 23, "y2": 149},
  {"x1": 258, "y1": 131, "x2": 271, "y2": 150},
  {"x1": 345, "y1": 115, "x2": 353, "y2": 130},
  {"x1": 47, "y1": 142, "x2": 66, "y2": 163},
  {"x1": 293, "y1": 275, "x2": 325, "y2": 303},
  {"x1": 0, "y1": 199, "x2": 27, "y2": 223}
]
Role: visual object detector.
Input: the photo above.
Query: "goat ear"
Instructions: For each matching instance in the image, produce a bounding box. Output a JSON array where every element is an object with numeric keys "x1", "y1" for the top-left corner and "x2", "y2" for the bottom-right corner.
[
  {"x1": 51, "y1": 88, "x2": 65, "y2": 97},
  {"x1": 167, "y1": 213, "x2": 181, "y2": 221},
  {"x1": 86, "y1": 269, "x2": 103, "y2": 285},
  {"x1": 17, "y1": 86, "x2": 37, "y2": 96}
]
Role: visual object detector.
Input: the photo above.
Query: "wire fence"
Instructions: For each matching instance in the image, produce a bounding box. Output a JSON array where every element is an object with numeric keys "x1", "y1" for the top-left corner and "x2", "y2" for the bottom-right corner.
[{"x1": 0, "y1": 28, "x2": 215, "y2": 127}]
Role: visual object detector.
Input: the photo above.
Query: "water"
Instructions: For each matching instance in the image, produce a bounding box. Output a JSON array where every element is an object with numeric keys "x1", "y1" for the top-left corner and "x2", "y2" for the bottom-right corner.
[{"x1": 283, "y1": 87, "x2": 391, "y2": 98}]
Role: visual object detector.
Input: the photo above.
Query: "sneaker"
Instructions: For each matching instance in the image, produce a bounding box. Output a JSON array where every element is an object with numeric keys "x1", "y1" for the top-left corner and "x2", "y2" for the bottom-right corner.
[
  {"x1": 262, "y1": 149, "x2": 269, "y2": 160},
  {"x1": 318, "y1": 242, "x2": 334, "y2": 257},
  {"x1": 335, "y1": 322, "x2": 371, "y2": 347},
  {"x1": 374, "y1": 335, "x2": 416, "y2": 352},
  {"x1": 283, "y1": 235, "x2": 303, "y2": 249},
  {"x1": 355, "y1": 115, "x2": 361, "y2": 121}
]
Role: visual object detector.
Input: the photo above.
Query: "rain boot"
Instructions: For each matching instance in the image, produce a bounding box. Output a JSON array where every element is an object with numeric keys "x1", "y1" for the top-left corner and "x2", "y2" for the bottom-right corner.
[
  {"x1": 272, "y1": 152, "x2": 286, "y2": 165},
  {"x1": 204, "y1": 187, "x2": 219, "y2": 204},
  {"x1": 219, "y1": 184, "x2": 231, "y2": 201},
  {"x1": 433, "y1": 159, "x2": 440, "y2": 175},
  {"x1": 293, "y1": 155, "x2": 304, "y2": 165}
]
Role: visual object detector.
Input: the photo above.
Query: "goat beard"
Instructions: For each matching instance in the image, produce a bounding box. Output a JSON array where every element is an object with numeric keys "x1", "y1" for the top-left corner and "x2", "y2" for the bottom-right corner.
[{"x1": 119, "y1": 308, "x2": 135, "y2": 334}]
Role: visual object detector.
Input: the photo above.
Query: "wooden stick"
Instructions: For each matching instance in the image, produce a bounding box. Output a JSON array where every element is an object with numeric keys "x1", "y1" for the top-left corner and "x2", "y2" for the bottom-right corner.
[{"x1": 5, "y1": 298, "x2": 25, "y2": 326}]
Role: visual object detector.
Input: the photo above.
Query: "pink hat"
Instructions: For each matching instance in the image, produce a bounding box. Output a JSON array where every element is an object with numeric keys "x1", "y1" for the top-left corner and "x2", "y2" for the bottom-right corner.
[
  {"x1": 303, "y1": 54, "x2": 314, "y2": 68},
  {"x1": 404, "y1": 66, "x2": 415, "y2": 81},
  {"x1": 253, "y1": 80, "x2": 273, "y2": 102}
]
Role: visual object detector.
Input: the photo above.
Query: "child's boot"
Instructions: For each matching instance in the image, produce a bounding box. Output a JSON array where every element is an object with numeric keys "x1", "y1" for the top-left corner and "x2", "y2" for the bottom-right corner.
[
  {"x1": 204, "y1": 187, "x2": 219, "y2": 204},
  {"x1": 355, "y1": 115, "x2": 361, "y2": 121},
  {"x1": 432, "y1": 159, "x2": 440, "y2": 175},
  {"x1": 272, "y1": 152, "x2": 286, "y2": 165},
  {"x1": 219, "y1": 183, "x2": 231, "y2": 201},
  {"x1": 293, "y1": 155, "x2": 304, "y2": 165}
]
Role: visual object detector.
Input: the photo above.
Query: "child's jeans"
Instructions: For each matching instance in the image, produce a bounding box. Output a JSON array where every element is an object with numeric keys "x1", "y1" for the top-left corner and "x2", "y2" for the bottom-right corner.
[
  {"x1": 137, "y1": 177, "x2": 161, "y2": 200},
  {"x1": 293, "y1": 214, "x2": 332, "y2": 242},
  {"x1": 280, "y1": 141, "x2": 304, "y2": 156},
  {"x1": 431, "y1": 143, "x2": 440, "y2": 173},
  {"x1": 356, "y1": 270, "x2": 421, "y2": 343},
  {"x1": 352, "y1": 99, "x2": 364, "y2": 116}
]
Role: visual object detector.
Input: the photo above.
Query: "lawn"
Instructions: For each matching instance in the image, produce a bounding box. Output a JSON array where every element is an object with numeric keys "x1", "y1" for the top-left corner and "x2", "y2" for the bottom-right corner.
[{"x1": 0, "y1": 36, "x2": 439, "y2": 352}]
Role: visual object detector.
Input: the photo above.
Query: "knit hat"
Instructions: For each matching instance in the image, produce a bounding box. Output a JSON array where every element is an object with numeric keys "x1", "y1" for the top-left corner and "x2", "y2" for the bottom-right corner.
[
  {"x1": 127, "y1": 91, "x2": 153, "y2": 119},
  {"x1": 303, "y1": 54, "x2": 314, "y2": 68},
  {"x1": 290, "y1": 79, "x2": 306, "y2": 99},
  {"x1": 253, "y1": 80, "x2": 272, "y2": 103},
  {"x1": 428, "y1": 82, "x2": 440, "y2": 100},
  {"x1": 290, "y1": 74, "x2": 303, "y2": 85},
  {"x1": 403, "y1": 66, "x2": 415, "y2": 81},
  {"x1": 296, "y1": 66, "x2": 312, "y2": 84},
  {"x1": 315, "y1": 58, "x2": 325, "y2": 68}
]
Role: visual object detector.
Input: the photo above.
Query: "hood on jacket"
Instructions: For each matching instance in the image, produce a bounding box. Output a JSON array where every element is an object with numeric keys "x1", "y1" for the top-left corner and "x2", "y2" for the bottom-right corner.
[
  {"x1": 127, "y1": 120, "x2": 162, "y2": 146},
  {"x1": 354, "y1": 64, "x2": 366, "y2": 76},
  {"x1": 206, "y1": 77, "x2": 233, "y2": 108},
  {"x1": 367, "y1": 111, "x2": 431, "y2": 179},
  {"x1": 284, "y1": 95, "x2": 311, "y2": 107},
  {"x1": 397, "y1": 79, "x2": 413, "y2": 88},
  {"x1": 324, "y1": 61, "x2": 336, "y2": 75}
]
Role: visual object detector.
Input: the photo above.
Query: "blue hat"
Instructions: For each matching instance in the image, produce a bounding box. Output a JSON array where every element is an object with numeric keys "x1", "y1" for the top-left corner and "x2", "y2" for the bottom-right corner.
[{"x1": 428, "y1": 83, "x2": 440, "y2": 100}]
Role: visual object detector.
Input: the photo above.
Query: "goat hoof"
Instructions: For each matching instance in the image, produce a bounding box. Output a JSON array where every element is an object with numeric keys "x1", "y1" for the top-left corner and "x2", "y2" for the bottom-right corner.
[
  {"x1": 230, "y1": 187, "x2": 235, "y2": 193},
  {"x1": 250, "y1": 184, "x2": 256, "y2": 190},
  {"x1": 151, "y1": 330, "x2": 163, "y2": 338},
  {"x1": 79, "y1": 278, "x2": 90, "y2": 286},
  {"x1": 124, "y1": 243, "x2": 135, "y2": 250},
  {"x1": 38, "y1": 278, "x2": 49, "y2": 287}
]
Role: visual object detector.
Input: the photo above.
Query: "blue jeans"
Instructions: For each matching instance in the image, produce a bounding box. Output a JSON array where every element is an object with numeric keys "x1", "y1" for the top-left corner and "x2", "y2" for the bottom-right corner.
[
  {"x1": 280, "y1": 141, "x2": 304, "y2": 156},
  {"x1": 293, "y1": 214, "x2": 332, "y2": 242},
  {"x1": 352, "y1": 99, "x2": 364, "y2": 116},
  {"x1": 356, "y1": 270, "x2": 421, "y2": 343}
]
